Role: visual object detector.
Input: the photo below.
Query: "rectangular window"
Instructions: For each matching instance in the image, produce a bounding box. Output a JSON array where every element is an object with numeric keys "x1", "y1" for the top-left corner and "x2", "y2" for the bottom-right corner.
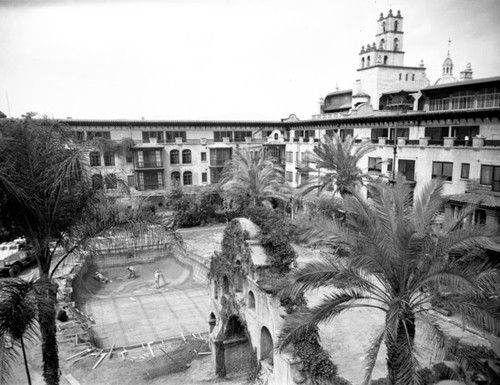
[
  {"x1": 480, "y1": 165, "x2": 500, "y2": 191},
  {"x1": 87, "y1": 131, "x2": 111, "y2": 140},
  {"x1": 371, "y1": 128, "x2": 388, "y2": 142},
  {"x1": 325, "y1": 129, "x2": 336, "y2": 138},
  {"x1": 201, "y1": 152, "x2": 207, "y2": 162},
  {"x1": 201, "y1": 172, "x2": 207, "y2": 183},
  {"x1": 285, "y1": 171, "x2": 293, "y2": 182},
  {"x1": 143, "y1": 131, "x2": 164, "y2": 143},
  {"x1": 461, "y1": 163, "x2": 470, "y2": 179},
  {"x1": 166, "y1": 131, "x2": 186, "y2": 143},
  {"x1": 432, "y1": 161, "x2": 453, "y2": 181},
  {"x1": 89, "y1": 151, "x2": 101, "y2": 167},
  {"x1": 387, "y1": 159, "x2": 393, "y2": 173},
  {"x1": 368, "y1": 157, "x2": 382, "y2": 172},
  {"x1": 340, "y1": 129, "x2": 353, "y2": 139},
  {"x1": 398, "y1": 159, "x2": 415, "y2": 182},
  {"x1": 127, "y1": 175, "x2": 135, "y2": 188},
  {"x1": 285, "y1": 151, "x2": 293, "y2": 163},
  {"x1": 214, "y1": 131, "x2": 233, "y2": 142},
  {"x1": 104, "y1": 151, "x2": 115, "y2": 166},
  {"x1": 209, "y1": 148, "x2": 232, "y2": 167},
  {"x1": 105, "y1": 174, "x2": 117, "y2": 189},
  {"x1": 233, "y1": 131, "x2": 252, "y2": 142}
]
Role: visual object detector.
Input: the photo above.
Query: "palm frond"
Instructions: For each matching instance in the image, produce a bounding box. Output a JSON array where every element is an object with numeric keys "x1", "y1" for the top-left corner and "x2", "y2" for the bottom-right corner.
[{"x1": 362, "y1": 326, "x2": 386, "y2": 385}]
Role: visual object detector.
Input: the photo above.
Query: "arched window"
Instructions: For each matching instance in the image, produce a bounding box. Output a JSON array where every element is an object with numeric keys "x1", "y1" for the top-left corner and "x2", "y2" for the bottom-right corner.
[
  {"x1": 183, "y1": 171, "x2": 192, "y2": 185},
  {"x1": 222, "y1": 275, "x2": 229, "y2": 295},
  {"x1": 394, "y1": 38, "x2": 399, "y2": 51},
  {"x1": 89, "y1": 151, "x2": 101, "y2": 167},
  {"x1": 234, "y1": 261, "x2": 243, "y2": 292},
  {"x1": 92, "y1": 174, "x2": 103, "y2": 190},
  {"x1": 384, "y1": 55, "x2": 388, "y2": 65},
  {"x1": 379, "y1": 39, "x2": 385, "y2": 50},
  {"x1": 248, "y1": 291, "x2": 256, "y2": 309},
  {"x1": 405, "y1": 73, "x2": 408, "y2": 81},
  {"x1": 367, "y1": 56, "x2": 371, "y2": 67},
  {"x1": 105, "y1": 173, "x2": 117, "y2": 189},
  {"x1": 382, "y1": 21, "x2": 386, "y2": 32},
  {"x1": 209, "y1": 313, "x2": 216, "y2": 333},
  {"x1": 274, "y1": 133, "x2": 279, "y2": 140},
  {"x1": 171, "y1": 171, "x2": 180, "y2": 182},
  {"x1": 260, "y1": 327, "x2": 273, "y2": 364},
  {"x1": 361, "y1": 57, "x2": 365, "y2": 68},
  {"x1": 412, "y1": 74, "x2": 415, "y2": 81},
  {"x1": 394, "y1": 20, "x2": 399, "y2": 31},
  {"x1": 170, "y1": 150, "x2": 179, "y2": 164},
  {"x1": 182, "y1": 149, "x2": 191, "y2": 164},
  {"x1": 399, "y1": 73, "x2": 402, "y2": 80}
]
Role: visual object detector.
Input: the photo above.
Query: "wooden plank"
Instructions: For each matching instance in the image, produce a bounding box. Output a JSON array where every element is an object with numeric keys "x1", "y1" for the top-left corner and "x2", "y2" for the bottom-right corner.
[{"x1": 64, "y1": 374, "x2": 81, "y2": 385}]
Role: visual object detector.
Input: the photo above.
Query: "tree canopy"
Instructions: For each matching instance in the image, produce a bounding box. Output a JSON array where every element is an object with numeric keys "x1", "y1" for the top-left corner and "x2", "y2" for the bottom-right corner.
[
  {"x1": 278, "y1": 178, "x2": 500, "y2": 385},
  {"x1": 219, "y1": 148, "x2": 291, "y2": 208},
  {"x1": 300, "y1": 132, "x2": 373, "y2": 197}
]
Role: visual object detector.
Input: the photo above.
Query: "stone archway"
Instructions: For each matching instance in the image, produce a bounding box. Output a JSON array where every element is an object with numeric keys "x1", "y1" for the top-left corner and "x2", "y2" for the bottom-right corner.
[
  {"x1": 209, "y1": 312, "x2": 216, "y2": 333},
  {"x1": 260, "y1": 326, "x2": 273, "y2": 365}
]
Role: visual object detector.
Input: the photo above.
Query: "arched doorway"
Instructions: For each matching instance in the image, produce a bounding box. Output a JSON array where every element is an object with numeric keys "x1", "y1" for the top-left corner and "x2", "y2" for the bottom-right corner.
[
  {"x1": 209, "y1": 313, "x2": 216, "y2": 333},
  {"x1": 260, "y1": 326, "x2": 273, "y2": 364},
  {"x1": 225, "y1": 315, "x2": 246, "y2": 340}
]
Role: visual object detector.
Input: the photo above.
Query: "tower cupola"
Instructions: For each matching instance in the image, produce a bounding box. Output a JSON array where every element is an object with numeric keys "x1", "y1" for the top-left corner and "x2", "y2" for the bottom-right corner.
[
  {"x1": 434, "y1": 40, "x2": 459, "y2": 85},
  {"x1": 358, "y1": 9, "x2": 405, "y2": 70}
]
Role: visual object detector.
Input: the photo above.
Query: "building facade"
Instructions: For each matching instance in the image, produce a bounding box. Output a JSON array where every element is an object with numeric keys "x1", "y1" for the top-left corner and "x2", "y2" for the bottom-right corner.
[{"x1": 54, "y1": 9, "x2": 499, "y2": 223}]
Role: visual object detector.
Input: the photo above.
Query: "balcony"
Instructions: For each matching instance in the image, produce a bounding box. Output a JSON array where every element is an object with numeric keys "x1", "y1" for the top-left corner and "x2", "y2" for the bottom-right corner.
[
  {"x1": 136, "y1": 183, "x2": 165, "y2": 191},
  {"x1": 210, "y1": 159, "x2": 229, "y2": 167},
  {"x1": 134, "y1": 161, "x2": 164, "y2": 169}
]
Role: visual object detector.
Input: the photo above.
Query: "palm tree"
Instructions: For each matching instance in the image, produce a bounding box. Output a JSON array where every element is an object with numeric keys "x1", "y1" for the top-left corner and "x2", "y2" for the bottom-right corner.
[
  {"x1": 301, "y1": 132, "x2": 373, "y2": 197},
  {"x1": 219, "y1": 148, "x2": 291, "y2": 209},
  {"x1": 0, "y1": 116, "x2": 182, "y2": 385},
  {"x1": 0, "y1": 278, "x2": 52, "y2": 385},
  {"x1": 278, "y1": 178, "x2": 500, "y2": 385}
]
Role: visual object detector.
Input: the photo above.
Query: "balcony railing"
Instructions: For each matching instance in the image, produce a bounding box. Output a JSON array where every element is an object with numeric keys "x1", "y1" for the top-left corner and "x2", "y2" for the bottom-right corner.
[
  {"x1": 136, "y1": 183, "x2": 164, "y2": 191},
  {"x1": 210, "y1": 159, "x2": 229, "y2": 167},
  {"x1": 134, "y1": 161, "x2": 163, "y2": 168}
]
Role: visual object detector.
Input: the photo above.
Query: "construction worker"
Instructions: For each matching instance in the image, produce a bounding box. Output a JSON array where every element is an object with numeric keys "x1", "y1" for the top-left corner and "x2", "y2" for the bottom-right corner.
[
  {"x1": 154, "y1": 269, "x2": 163, "y2": 288},
  {"x1": 127, "y1": 266, "x2": 136, "y2": 279}
]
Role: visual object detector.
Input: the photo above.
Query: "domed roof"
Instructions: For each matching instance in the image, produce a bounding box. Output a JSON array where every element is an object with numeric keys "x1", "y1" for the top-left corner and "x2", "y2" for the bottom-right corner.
[
  {"x1": 434, "y1": 74, "x2": 458, "y2": 85},
  {"x1": 435, "y1": 47, "x2": 458, "y2": 85},
  {"x1": 353, "y1": 92, "x2": 370, "y2": 98}
]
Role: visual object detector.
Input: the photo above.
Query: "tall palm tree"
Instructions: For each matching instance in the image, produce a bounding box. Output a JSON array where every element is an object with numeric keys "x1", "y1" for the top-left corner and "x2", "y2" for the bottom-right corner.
[
  {"x1": 219, "y1": 148, "x2": 291, "y2": 209},
  {"x1": 0, "y1": 116, "x2": 182, "y2": 385},
  {"x1": 0, "y1": 278, "x2": 52, "y2": 385},
  {"x1": 278, "y1": 178, "x2": 500, "y2": 385},
  {"x1": 301, "y1": 132, "x2": 374, "y2": 197}
]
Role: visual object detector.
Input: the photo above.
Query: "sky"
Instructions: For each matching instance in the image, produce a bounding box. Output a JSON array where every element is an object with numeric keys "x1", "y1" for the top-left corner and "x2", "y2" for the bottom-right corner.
[{"x1": 0, "y1": 0, "x2": 499, "y2": 121}]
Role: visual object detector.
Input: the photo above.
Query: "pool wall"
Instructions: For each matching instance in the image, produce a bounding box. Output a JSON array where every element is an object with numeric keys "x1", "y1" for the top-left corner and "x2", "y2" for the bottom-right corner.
[{"x1": 66, "y1": 246, "x2": 209, "y2": 305}]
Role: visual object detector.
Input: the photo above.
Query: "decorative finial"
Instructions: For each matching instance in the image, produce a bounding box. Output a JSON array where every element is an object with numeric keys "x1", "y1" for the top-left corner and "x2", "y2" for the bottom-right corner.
[
  {"x1": 388, "y1": 9, "x2": 393, "y2": 17},
  {"x1": 419, "y1": 59, "x2": 425, "y2": 67},
  {"x1": 396, "y1": 10, "x2": 401, "y2": 17},
  {"x1": 447, "y1": 38, "x2": 452, "y2": 57},
  {"x1": 335, "y1": 83, "x2": 339, "y2": 91}
]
